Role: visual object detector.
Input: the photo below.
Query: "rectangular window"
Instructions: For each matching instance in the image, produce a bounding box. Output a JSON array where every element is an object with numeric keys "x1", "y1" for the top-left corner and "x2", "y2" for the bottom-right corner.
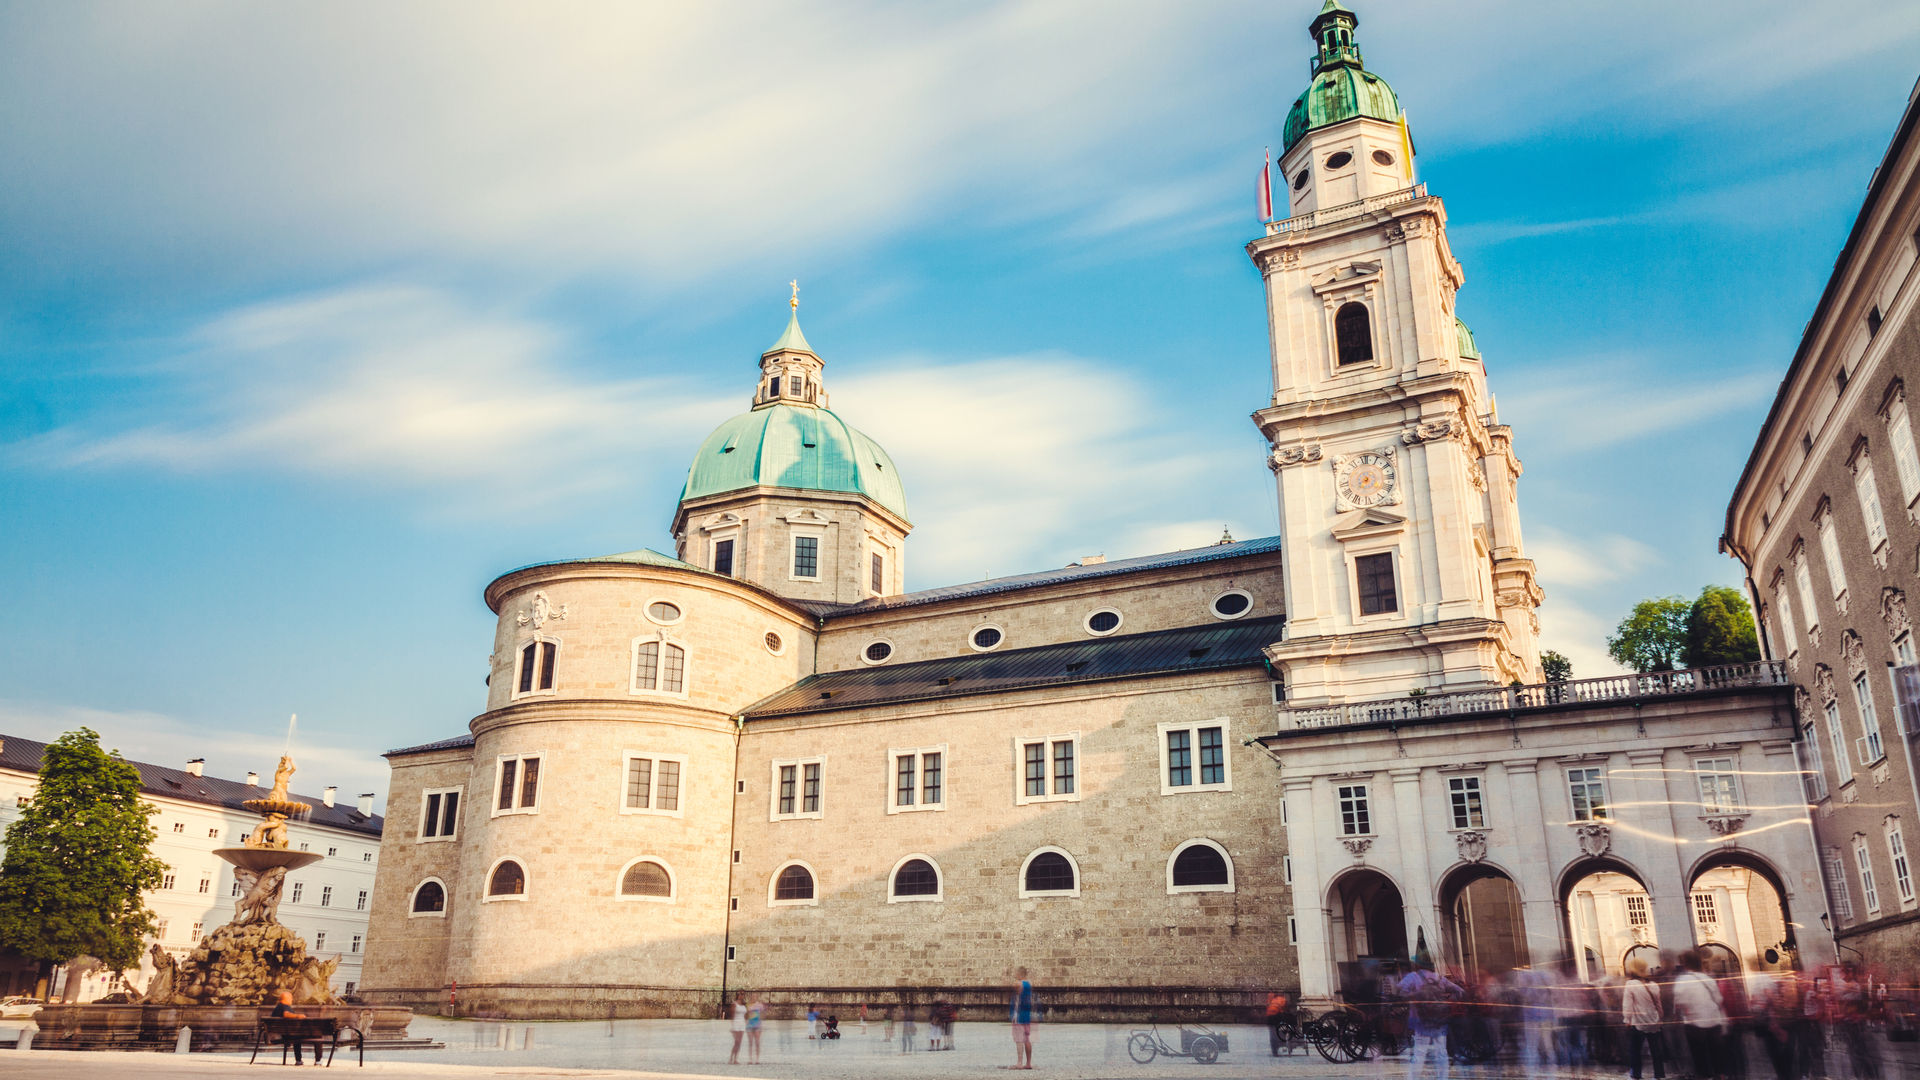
[
  {"x1": 420, "y1": 787, "x2": 462, "y2": 841},
  {"x1": 1283, "y1": 855, "x2": 1294, "y2": 884},
  {"x1": 1695, "y1": 757, "x2": 1741, "y2": 814},
  {"x1": 191, "y1": 921, "x2": 202, "y2": 940},
  {"x1": 922, "y1": 752, "x2": 941, "y2": 805},
  {"x1": 1568, "y1": 766, "x2": 1608, "y2": 821},
  {"x1": 363, "y1": 852, "x2": 373, "y2": 862},
  {"x1": 208, "y1": 827, "x2": 219, "y2": 838},
  {"x1": 897, "y1": 755, "x2": 914, "y2": 807},
  {"x1": 1016, "y1": 736, "x2": 1080, "y2": 804},
  {"x1": 788, "y1": 375, "x2": 802, "y2": 396},
  {"x1": 889, "y1": 748, "x2": 945, "y2": 812},
  {"x1": 1823, "y1": 846, "x2": 1855, "y2": 923},
  {"x1": 714, "y1": 538, "x2": 735, "y2": 577},
  {"x1": 1895, "y1": 648, "x2": 1920, "y2": 739},
  {"x1": 1288, "y1": 916, "x2": 1298, "y2": 945},
  {"x1": 1625, "y1": 894, "x2": 1649, "y2": 928},
  {"x1": 313, "y1": 931, "x2": 325, "y2": 950},
  {"x1": 172, "y1": 822, "x2": 184, "y2": 833},
  {"x1": 1854, "y1": 673, "x2": 1885, "y2": 764},
  {"x1": 1857, "y1": 838, "x2": 1882, "y2": 915},
  {"x1": 767, "y1": 377, "x2": 779, "y2": 399},
  {"x1": 1818, "y1": 512, "x2": 1847, "y2": 597},
  {"x1": 156, "y1": 919, "x2": 169, "y2": 940},
  {"x1": 517, "y1": 640, "x2": 558, "y2": 694},
  {"x1": 792, "y1": 535, "x2": 819, "y2": 578},
  {"x1": 1886, "y1": 398, "x2": 1920, "y2": 505},
  {"x1": 198, "y1": 876, "x2": 211, "y2": 894},
  {"x1": 326, "y1": 847, "x2": 336, "y2": 857},
  {"x1": 1800, "y1": 728, "x2": 1828, "y2": 801},
  {"x1": 871, "y1": 551, "x2": 884, "y2": 594},
  {"x1": 1794, "y1": 553, "x2": 1819, "y2": 630},
  {"x1": 291, "y1": 883, "x2": 304, "y2": 905},
  {"x1": 494, "y1": 753, "x2": 542, "y2": 814},
  {"x1": 1691, "y1": 891, "x2": 1719, "y2": 931},
  {"x1": 1868, "y1": 306, "x2": 1883, "y2": 336},
  {"x1": 1856, "y1": 462, "x2": 1889, "y2": 548},
  {"x1": 770, "y1": 757, "x2": 825, "y2": 820},
  {"x1": 320, "y1": 885, "x2": 332, "y2": 908},
  {"x1": 1448, "y1": 776, "x2": 1485, "y2": 829},
  {"x1": 1338, "y1": 784, "x2": 1371, "y2": 835},
  {"x1": 1775, "y1": 585, "x2": 1800, "y2": 655},
  {"x1": 1159, "y1": 721, "x2": 1230, "y2": 793},
  {"x1": 351, "y1": 934, "x2": 362, "y2": 954},
  {"x1": 633, "y1": 639, "x2": 688, "y2": 694},
  {"x1": 1826, "y1": 702, "x2": 1854, "y2": 785},
  {"x1": 1890, "y1": 824, "x2": 1915, "y2": 905},
  {"x1": 622, "y1": 754, "x2": 686, "y2": 815},
  {"x1": 233, "y1": 881, "x2": 243, "y2": 897},
  {"x1": 1356, "y1": 552, "x2": 1398, "y2": 615},
  {"x1": 357, "y1": 890, "x2": 368, "y2": 911},
  {"x1": 162, "y1": 873, "x2": 176, "y2": 891}
]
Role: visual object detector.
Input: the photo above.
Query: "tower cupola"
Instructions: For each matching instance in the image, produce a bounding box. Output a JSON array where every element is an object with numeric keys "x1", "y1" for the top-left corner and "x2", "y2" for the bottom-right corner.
[
  {"x1": 1309, "y1": 1, "x2": 1361, "y2": 74},
  {"x1": 1277, "y1": 2, "x2": 1409, "y2": 217},
  {"x1": 754, "y1": 282, "x2": 828, "y2": 409}
]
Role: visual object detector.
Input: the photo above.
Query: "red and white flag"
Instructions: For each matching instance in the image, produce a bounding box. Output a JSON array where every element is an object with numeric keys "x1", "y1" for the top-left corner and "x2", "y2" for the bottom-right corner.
[{"x1": 1256, "y1": 147, "x2": 1273, "y2": 221}]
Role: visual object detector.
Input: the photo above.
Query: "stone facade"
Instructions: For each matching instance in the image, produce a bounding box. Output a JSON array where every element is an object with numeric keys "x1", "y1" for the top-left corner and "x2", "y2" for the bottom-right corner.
[{"x1": 1723, "y1": 85, "x2": 1920, "y2": 971}]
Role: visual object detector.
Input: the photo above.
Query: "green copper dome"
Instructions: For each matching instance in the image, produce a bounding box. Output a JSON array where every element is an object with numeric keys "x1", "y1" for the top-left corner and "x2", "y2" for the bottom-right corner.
[
  {"x1": 679, "y1": 403, "x2": 910, "y2": 523},
  {"x1": 1281, "y1": 1, "x2": 1403, "y2": 154},
  {"x1": 1455, "y1": 316, "x2": 1481, "y2": 361}
]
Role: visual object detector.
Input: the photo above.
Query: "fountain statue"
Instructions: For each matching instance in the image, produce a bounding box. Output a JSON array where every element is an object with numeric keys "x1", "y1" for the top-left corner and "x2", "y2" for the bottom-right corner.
[{"x1": 141, "y1": 754, "x2": 335, "y2": 1006}]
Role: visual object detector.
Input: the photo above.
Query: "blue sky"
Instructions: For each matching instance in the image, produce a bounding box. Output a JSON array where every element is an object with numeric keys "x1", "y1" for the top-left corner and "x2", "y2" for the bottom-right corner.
[{"x1": 3, "y1": 1, "x2": 1918, "y2": 806}]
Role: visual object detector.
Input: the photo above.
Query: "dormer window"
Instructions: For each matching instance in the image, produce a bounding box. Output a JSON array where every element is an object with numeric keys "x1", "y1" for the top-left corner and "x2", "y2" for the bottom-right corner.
[
  {"x1": 1335, "y1": 302, "x2": 1373, "y2": 365},
  {"x1": 789, "y1": 375, "x2": 802, "y2": 396},
  {"x1": 766, "y1": 377, "x2": 779, "y2": 399}
]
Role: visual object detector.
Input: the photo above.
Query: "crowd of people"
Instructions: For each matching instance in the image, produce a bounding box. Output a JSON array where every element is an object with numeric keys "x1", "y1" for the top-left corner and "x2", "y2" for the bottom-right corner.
[{"x1": 722, "y1": 967, "x2": 1036, "y2": 1067}]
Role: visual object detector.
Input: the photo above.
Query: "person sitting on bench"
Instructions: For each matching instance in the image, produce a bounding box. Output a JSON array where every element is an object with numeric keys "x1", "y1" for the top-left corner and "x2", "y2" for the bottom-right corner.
[{"x1": 270, "y1": 990, "x2": 323, "y2": 1065}]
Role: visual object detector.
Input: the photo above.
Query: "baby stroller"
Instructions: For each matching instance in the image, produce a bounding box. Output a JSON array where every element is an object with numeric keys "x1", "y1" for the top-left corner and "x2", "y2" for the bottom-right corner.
[{"x1": 821, "y1": 1015, "x2": 841, "y2": 1040}]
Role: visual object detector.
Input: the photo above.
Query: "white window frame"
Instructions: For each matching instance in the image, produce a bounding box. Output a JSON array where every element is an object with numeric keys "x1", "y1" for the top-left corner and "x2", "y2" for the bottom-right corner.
[
  {"x1": 859, "y1": 639, "x2": 896, "y2": 666},
  {"x1": 1166, "y1": 837, "x2": 1236, "y2": 895},
  {"x1": 1823, "y1": 846, "x2": 1855, "y2": 923},
  {"x1": 613, "y1": 856, "x2": 678, "y2": 904},
  {"x1": 492, "y1": 752, "x2": 544, "y2": 817},
  {"x1": 408, "y1": 878, "x2": 448, "y2": 919},
  {"x1": 356, "y1": 889, "x2": 368, "y2": 911},
  {"x1": 1013, "y1": 734, "x2": 1081, "y2": 806},
  {"x1": 885, "y1": 853, "x2": 945, "y2": 904},
  {"x1": 1210, "y1": 588, "x2": 1255, "y2": 621},
  {"x1": 1158, "y1": 719, "x2": 1233, "y2": 795},
  {"x1": 1888, "y1": 820, "x2": 1915, "y2": 907},
  {"x1": 1826, "y1": 702, "x2": 1854, "y2": 785},
  {"x1": 629, "y1": 634, "x2": 690, "y2": 698},
  {"x1": 1017, "y1": 846, "x2": 1082, "y2": 899},
  {"x1": 1855, "y1": 457, "x2": 1889, "y2": 549},
  {"x1": 417, "y1": 786, "x2": 463, "y2": 842},
  {"x1": 788, "y1": 529, "x2": 825, "y2": 582},
  {"x1": 312, "y1": 931, "x2": 323, "y2": 950},
  {"x1": 887, "y1": 745, "x2": 947, "y2": 814},
  {"x1": 968, "y1": 624, "x2": 1008, "y2": 652},
  {"x1": 1799, "y1": 729, "x2": 1829, "y2": 802},
  {"x1": 1695, "y1": 756, "x2": 1742, "y2": 814},
  {"x1": 1448, "y1": 775, "x2": 1487, "y2": 830},
  {"x1": 642, "y1": 598, "x2": 685, "y2": 626},
  {"x1": 1853, "y1": 673, "x2": 1886, "y2": 765},
  {"x1": 1793, "y1": 549, "x2": 1819, "y2": 634},
  {"x1": 620, "y1": 752, "x2": 689, "y2": 818},
  {"x1": 1855, "y1": 837, "x2": 1881, "y2": 915},
  {"x1": 350, "y1": 935, "x2": 362, "y2": 954},
  {"x1": 709, "y1": 530, "x2": 740, "y2": 577},
  {"x1": 512, "y1": 636, "x2": 561, "y2": 699},
  {"x1": 320, "y1": 885, "x2": 332, "y2": 908},
  {"x1": 1884, "y1": 392, "x2": 1920, "y2": 509},
  {"x1": 1348, "y1": 546, "x2": 1404, "y2": 621},
  {"x1": 1774, "y1": 579, "x2": 1800, "y2": 655},
  {"x1": 769, "y1": 757, "x2": 826, "y2": 821},
  {"x1": 1567, "y1": 765, "x2": 1609, "y2": 821},
  {"x1": 289, "y1": 882, "x2": 302, "y2": 904},
  {"x1": 1083, "y1": 608, "x2": 1125, "y2": 636},
  {"x1": 1816, "y1": 507, "x2": 1848, "y2": 599},
  {"x1": 482, "y1": 856, "x2": 530, "y2": 902},
  {"x1": 767, "y1": 860, "x2": 821, "y2": 908},
  {"x1": 1337, "y1": 783, "x2": 1373, "y2": 835},
  {"x1": 764, "y1": 629, "x2": 787, "y2": 656}
]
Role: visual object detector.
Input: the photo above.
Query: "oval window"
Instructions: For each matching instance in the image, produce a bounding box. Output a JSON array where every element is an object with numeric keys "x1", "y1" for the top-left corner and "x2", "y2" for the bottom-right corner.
[
  {"x1": 1212, "y1": 591, "x2": 1252, "y2": 619},
  {"x1": 765, "y1": 631, "x2": 784, "y2": 654},
  {"x1": 864, "y1": 641, "x2": 893, "y2": 663},
  {"x1": 1372, "y1": 149, "x2": 1395, "y2": 166},
  {"x1": 1292, "y1": 168, "x2": 1310, "y2": 192},
  {"x1": 1086, "y1": 610, "x2": 1122, "y2": 635},
  {"x1": 1325, "y1": 151, "x2": 1353, "y2": 170},
  {"x1": 972, "y1": 627, "x2": 1003, "y2": 650},
  {"x1": 647, "y1": 601, "x2": 682, "y2": 624}
]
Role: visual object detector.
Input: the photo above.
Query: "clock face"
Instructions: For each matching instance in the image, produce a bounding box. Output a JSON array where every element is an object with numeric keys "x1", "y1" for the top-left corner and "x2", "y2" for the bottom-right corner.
[{"x1": 1341, "y1": 451, "x2": 1396, "y2": 507}]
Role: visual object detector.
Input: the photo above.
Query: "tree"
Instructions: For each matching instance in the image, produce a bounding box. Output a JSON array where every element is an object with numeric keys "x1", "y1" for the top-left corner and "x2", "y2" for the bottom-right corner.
[
  {"x1": 1682, "y1": 585, "x2": 1761, "y2": 668},
  {"x1": 1607, "y1": 596, "x2": 1691, "y2": 673},
  {"x1": 0, "y1": 728, "x2": 167, "y2": 995},
  {"x1": 1541, "y1": 650, "x2": 1573, "y2": 683}
]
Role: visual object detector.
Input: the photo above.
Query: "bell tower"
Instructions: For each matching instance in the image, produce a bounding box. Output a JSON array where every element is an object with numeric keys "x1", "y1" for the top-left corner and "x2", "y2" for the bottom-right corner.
[{"x1": 1249, "y1": 2, "x2": 1541, "y2": 705}]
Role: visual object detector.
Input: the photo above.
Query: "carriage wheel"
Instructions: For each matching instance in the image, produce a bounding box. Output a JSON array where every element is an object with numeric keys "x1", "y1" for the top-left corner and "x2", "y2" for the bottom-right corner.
[
  {"x1": 1333, "y1": 1012, "x2": 1373, "y2": 1063},
  {"x1": 1307, "y1": 1016, "x2": 1348, "y2": 1064},
  {"x1": 1190, "y1": 1036, "x2": 1219, "y2": 1064},
  {"x1": 1127, "y1": 1033, "x2": 1158, "y2": 1064}
]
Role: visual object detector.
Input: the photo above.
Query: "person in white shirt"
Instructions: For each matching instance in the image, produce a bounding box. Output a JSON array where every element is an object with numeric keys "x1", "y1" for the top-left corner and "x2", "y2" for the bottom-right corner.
[
  {"x1": 1670, "y1": 951, "x2": 1727, "y2": 1080},
  {"x1": 1622, "y1": 957, "x2": 1666, "y2": 1079}
]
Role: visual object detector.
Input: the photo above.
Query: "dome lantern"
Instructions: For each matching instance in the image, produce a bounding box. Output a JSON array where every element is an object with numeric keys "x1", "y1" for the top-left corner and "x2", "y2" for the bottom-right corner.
[{"x1": 1281, "y1": 2, "x2": 1403, "y2": 157}]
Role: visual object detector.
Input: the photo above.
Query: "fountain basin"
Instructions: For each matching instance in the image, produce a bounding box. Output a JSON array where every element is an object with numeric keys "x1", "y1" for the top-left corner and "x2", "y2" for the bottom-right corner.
[{"x1": 212, "y1": 847, "x2": 322, "y2": 873}]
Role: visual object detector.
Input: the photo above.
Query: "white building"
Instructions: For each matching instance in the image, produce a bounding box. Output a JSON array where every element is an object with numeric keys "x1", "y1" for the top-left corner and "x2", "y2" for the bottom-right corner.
[{"x1": 0, "y1": 733, "x2": 385, "y2": 1001}]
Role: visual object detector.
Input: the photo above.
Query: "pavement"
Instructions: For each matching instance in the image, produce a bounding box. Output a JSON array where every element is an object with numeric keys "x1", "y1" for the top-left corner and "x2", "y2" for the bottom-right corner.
[{"x1": 0, "y1": 1017, "x2": 1913, "y2": 1080}]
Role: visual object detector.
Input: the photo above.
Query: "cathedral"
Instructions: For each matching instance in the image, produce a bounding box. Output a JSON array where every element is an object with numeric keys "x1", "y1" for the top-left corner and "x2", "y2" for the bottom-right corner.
[{"x1": 361, "y1": 2, "x2": 1828, "y2": 1017}]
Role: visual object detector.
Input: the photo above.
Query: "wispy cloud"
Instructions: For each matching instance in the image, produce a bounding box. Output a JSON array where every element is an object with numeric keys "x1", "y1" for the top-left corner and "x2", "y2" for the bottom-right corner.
[
  {"x1": 1499, "y1": 364, "x2": 1778, "y2": 451},
  {"x1": 1527, "y1": 526, "x2": 1666, "y2": 678}
]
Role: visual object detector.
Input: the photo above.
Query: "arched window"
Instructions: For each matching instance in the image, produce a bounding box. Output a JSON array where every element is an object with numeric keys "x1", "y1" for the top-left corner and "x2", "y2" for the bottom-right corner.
[
  {"x1": 1334, "y1": 302, "x2": 1373, "y2": 366},
  {"x1": 410, "y1": 879, "x2": 446, "y2": 916},
  {"x1": 618, "y1": 858, "x2": 674, "y2": 901},
  {"x1": 1020, "y1": 848, "x2": 1079, "y2": 898},
  {"x1": 516, "y1": 639, "x2": 558, "y2": 695},
  {"x1": 1168, "y1": 840, "x2": 1234, "y2": 893},
  {"x1": 772, "y1": 863, "x2": 816, "y2": 905},
  {"x1": 889, "y1": 856, "x2": 942, "y2": 902},
  {"x1": 633, "y1": 638, "x2": 687, "y2": 694},
  {"x1": 487, "y1": 859, "x2": 527, "y2": 899}
]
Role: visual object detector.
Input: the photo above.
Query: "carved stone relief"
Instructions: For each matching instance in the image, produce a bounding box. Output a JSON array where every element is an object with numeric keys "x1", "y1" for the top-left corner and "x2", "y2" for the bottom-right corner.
[
  {"x1": 1455, "y1": 831, "x2": 1488, "y2": 864},
  {"x1": 1573, "y1": 822, "x2": 1611, "y2": 858},
  {"x1": 517, "y1": 591, "x2": 568, "y2": 629},
  {"x1": 1271, "y1": 443, "x2": 1324, "y2": 469},
  {"x1": 1843, "y1": 631, "x2": 1868, "y2": 679},
  {"x1": 1884, "y1": 588, "x2": 1910, "y2": 640},
  {"x1": 1704, "y1": 815, "x2": 1747, "y2": 838},
  {"x1": 1340, "y1": 836, "x2": 1375, "y2": 860},
  {"x1": 1815, "y1": 664, "x2": 1836, "y2": 704}
]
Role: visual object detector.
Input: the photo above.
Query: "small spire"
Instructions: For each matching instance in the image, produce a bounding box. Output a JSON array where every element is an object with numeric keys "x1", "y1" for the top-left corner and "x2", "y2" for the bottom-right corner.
[
  {"x1": 1217, "y1": 525, "x2": 1235, "y2": 545},
  {"x1": 790, "y1": 279, "x2": 800, "y2": 311}
]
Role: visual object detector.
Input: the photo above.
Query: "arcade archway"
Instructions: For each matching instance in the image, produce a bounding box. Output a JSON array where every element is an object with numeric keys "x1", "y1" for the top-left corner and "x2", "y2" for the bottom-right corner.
[
  {"x1": 1560, "y1": 858, "x2": 1655, "y2": 981},
  {"x1": 1687, "y1": 851, "x2": 1795, "y2": 974},
  {"x1": 1327, "y1": 868, "x2": 1408, "y2": 964},
  {"x1": 1439, "y1": 864, "x2": 1530, "y2": 980}
]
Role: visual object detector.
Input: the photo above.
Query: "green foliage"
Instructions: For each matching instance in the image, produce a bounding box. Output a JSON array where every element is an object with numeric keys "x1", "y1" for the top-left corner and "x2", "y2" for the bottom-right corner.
[
  {"x1": 1541, "y1": 650, "x2": 1573, "y2": 683},
  {"x1": 0, "y1": 728, "x2": 167, "y2": 972},
  {"x1": 1683, "y1": 585, "x2": 1761, "y2": 668},
  {"x1": 1607, "y1": 596, "x2": 1691, "y2": 673}
]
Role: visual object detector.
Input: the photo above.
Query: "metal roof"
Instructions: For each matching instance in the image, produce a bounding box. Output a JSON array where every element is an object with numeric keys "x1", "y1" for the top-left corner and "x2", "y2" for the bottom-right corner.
[
  {"x1": 0, "y1": 733, "x2": 383, "y2": 837},
  {"x1": 677, "y1": 403, "x2": 910, "y2": 523},
  {"x1": 819, "y1": 535, "x2": 1283, "y2": 617},
  {"x1": 764, "y1": 311, "x2": 815, "y2": 356},
  {"x1": 743, "y1": 614, "x2": 1286, "y2": 719},
  {"x1": 385, "y1": 734, "x2": 477, "y2": 758}
]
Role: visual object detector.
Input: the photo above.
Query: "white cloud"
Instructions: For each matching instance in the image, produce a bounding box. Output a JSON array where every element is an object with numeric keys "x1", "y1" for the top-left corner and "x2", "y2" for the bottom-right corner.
[
  {"x1": 0, "y1": 702, "x2": 390, "y2": 814},
  {"x1": 1529, "y1": 526, "x2": 1660, "y2": 592},
  {"x1": 1498, "y1": 364, "x2": 1778, "y2": 451}
]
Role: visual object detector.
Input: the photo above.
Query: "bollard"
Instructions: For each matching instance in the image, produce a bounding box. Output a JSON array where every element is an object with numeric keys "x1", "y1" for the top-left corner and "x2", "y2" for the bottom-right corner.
[
  {"x1": 523, "y1": 1026, "x2": 534, "y2": 1050},
  {"x1": 497, "y1": 1024, "x2": 510, "y2": 1050},
  {"x1": 176, "y1": 1026, "x2": 192, "y2": 1054},
  {"x1": 15, "y1": 1029, "x2": 31, "y2": 1051}
]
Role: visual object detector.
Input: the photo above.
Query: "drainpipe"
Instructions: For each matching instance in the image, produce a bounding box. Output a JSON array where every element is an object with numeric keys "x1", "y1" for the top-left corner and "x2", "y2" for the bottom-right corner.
[{"x1": 719, "y1": 714, "x2": 745, "y2": 1018}]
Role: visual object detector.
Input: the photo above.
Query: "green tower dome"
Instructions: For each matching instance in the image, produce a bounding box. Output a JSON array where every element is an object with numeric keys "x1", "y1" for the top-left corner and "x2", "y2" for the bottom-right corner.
[
  {"x1": 679, "y1": 403, "x2": 910, "y2": 523},
  {"x1": 1455, "y1": 316, "x2": 1481, "y2": 361},
  {"x1": 1281, "y1": 2, "x2": 1403, "y2": 155}
]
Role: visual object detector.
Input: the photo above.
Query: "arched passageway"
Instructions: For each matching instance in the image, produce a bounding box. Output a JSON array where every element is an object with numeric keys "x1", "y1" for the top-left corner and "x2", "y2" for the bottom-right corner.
[
  {"x1": 1439, "y1": 865, "x2": 1530, "y2": 980},
  {"x1": 1328, "y1": 868, "x2": 1408, "y2": 964},
  {"x1": 1561, "y1": 858, "x2": 1655, "y2": 982},
  {"x1": 1687, "y1": 852, "x2": 1795, "y2": 974}
]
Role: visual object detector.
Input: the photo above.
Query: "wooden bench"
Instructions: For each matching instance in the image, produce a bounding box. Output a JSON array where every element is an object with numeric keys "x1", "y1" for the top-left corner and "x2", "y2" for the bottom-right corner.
[{"x1": 249, "y1": 1014, "x2": 361, "y2": 1067}]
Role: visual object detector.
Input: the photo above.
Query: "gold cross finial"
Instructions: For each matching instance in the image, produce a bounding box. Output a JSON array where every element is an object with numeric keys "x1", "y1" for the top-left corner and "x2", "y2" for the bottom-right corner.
[{"x1": 789, "y1": 280, "x2": 799, "y2": 311}]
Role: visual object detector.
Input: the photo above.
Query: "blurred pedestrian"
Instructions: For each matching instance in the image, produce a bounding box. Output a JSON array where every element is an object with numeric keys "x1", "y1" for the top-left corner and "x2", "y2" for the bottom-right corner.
[
  {"x1": 746, "y1": 995, "x2": 764, "y2": 1064},
  {"x1": 1010, "y1": 966, "x2": 1035, "y2": 1069},
  {"x1": 1623, "y1": 957, "x2": 1666, "y2": 1080},
  {"x1": 1396, "y1": 948, "x2": 1462, "y2": 1080},
  {"x1": 1673, "y1": 951, "x2": 1728, "y2": 1080},
  {"x1": 728, "y1": 994, "x2": 746, "y2": 1064},
  {"x1": 1266, "y1": 990, "x2": 1291, "y2": 1056}
]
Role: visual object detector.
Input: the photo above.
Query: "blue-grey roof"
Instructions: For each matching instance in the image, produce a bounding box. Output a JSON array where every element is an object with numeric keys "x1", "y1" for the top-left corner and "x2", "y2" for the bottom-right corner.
[
  {"x1": 0, "y1": 733, "x2": 383, "y2": 837},
  {"x1": 385, "y1": 734, "x2": 476, "y2": 757},
  {"x1": 816, "y1": 535, "x2": 1282, "y2": 617},
  {"x1": 743, "y1": 614, "x2": 1286, "y2": 718}
]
